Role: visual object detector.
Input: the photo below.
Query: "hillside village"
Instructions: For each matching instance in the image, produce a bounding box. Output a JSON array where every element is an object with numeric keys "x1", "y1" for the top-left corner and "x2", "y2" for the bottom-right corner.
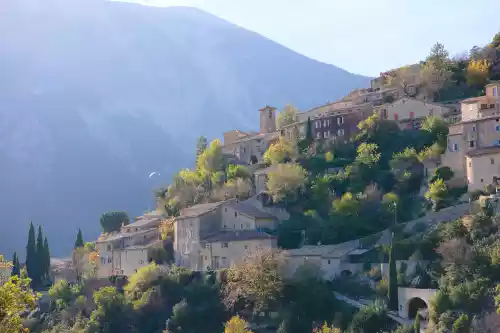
[{"x1": 3, "y1": 37, "x2": 500, "y2": 333}]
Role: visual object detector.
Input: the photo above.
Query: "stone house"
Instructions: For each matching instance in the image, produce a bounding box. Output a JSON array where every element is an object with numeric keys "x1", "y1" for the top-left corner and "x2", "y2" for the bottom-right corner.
[
  {"x1": 199, "y1": 230, "x2": 277, "y2": 270},
  {"x1": 440, "y1": 81, "x2": 500, "y2": 188},
  {"x1": 311, "y1": 104, "x2": 373, "y2": 141},
  {"x1": 253, "y1": 164, "x2": 281, "y2": 194},
  {"x1": 465, "y1": 146, "x2": 500, "y2": 191},
  {"x1": 221, "y1": 106, "x2": 280, "y2": 165},
  {"x1": 96, "y1": 213, "x2": 164, "y2": 278},
  {"x1": 374, "y1": 97, "x2": 453, "y2": 130}
]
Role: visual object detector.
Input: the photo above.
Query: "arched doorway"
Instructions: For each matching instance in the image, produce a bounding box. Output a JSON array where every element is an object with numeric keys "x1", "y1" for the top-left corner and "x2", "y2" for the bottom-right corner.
[
  {"x1": 407, "y1": 297, "x2": 427, "y2": 319},
  {"x1": 340, "y1": 270, "x2": 352, "y2": 277}
]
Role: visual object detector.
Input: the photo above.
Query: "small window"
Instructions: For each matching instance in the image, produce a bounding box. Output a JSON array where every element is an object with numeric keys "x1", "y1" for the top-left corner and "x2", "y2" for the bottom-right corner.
[
  {"x1": 472, "y1": 125, "x2": 476, "y2": 132},
  {"x1": 490, "y1": 104, "x2": 496, "y2": 109},
  {"x1": 107, "y1": 244, "x2": 112, "y2": 252},
  {"x1": 139, "y1": 260, "x2": 144, "y2": 264},
  {"x1": 481, "y1": 178, "x2": 484, "y2": 183},
  {"x1": 394, "y1": 113, "x2": 399, "y2": 121},
  {"x1": 234, "y1": 212, "x2": 237, "y2": 217},
  {"x1": 205, "y1": 243, "x2": 211, "y2": 249},
  {"x1": 327, "y1": 260, "x2": 331, "y2": 264},
  {"x1": 468, "y1": 161, "x2": 472, "y2": 167},
  {"x1": 492, "y1": 158, "x2": 495, "y2": 165},
  {"x1": 324, "y1": 131, "x2": 330, "y2": 138},
  {"x1": 223, "y1": 224, "x2": 227, "y2": 228},
  {"x1": 337, "y1": 117, "x2": 344, "y2": 125},
  {"x1": 323, "y1": 120, "x2": 327, "y2": 127},
  {"x1": 493, "y1": 87, "x2": 498, "y2": 96},
  {"x1": 452, "y1": 143, "x2": 459, "y2": 152},
  {"x1": 496, "y1": 125, "x2": 500, "y2": 132},
  {"x1": 244, "y1": 245, "x2": 248, "y2": 250},
  {"x1": 222, "y1": 243, "x2": 229, "y2": 248},
  {"x1": 316, "y1": 132, "x2": 322, "y2": 139},
  {"x1": 316, "y1": 121, "x2": 321, "y2": 129},
  {"x1": 108, "y1": 258, "x2": 112, "y2": 263},
  {"x1": 204, "y1": 256, "x2": 208, "y2": 260},
  {"x1": 240, "y1": 224, "x2": 243, "y2": 229},
  {"x1": 410, "y1": 111, "x2": 414, "y2": 119},
  {"x1": 225, "y1": 208, "x2": 227, "y2": 212},
  {"x1": 337, "y1": 129, "x2": 345, "y2": 136},
  {"x1": 469, "y1": 140, "x2": 475, "y2": 148}
]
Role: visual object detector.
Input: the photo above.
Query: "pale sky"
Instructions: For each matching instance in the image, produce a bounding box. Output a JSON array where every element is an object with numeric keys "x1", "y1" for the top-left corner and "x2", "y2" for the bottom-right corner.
[{"x1": 125, "y1": 0, "x2": 500, "y2": 77}]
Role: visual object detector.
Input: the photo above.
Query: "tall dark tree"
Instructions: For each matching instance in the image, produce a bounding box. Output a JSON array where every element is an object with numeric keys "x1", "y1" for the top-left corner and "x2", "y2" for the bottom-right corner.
[
  {"x1": 11, "y1": 252, "x2": 20, "y2": 277},
  {"x1": 25, "y1": 222, "x2": 37, "y2": 284},
  {"x1": 306, "y1": 117, "x2": 313, "y2": 142},
  {"x1": 75, "y1": 228, "x2": 84, "y2": 249},
  {"x1": 44, "y1": 236, "x2": 51, "y2": 280},
  {"x1": 387, "y1": 232, "x2": 398, "y2": 311},
  {"x1": 36, "y1": 225, "x2": 45, "y2": 285},
  {"x1": 196, "y1": 136, "x2": 208, "y2": 157}
]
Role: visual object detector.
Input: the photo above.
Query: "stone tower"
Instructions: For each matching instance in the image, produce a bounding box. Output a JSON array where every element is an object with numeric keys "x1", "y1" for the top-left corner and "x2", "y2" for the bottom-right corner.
[{"x1": 259, "y1": 106, "x2": 277, "y2": 133}]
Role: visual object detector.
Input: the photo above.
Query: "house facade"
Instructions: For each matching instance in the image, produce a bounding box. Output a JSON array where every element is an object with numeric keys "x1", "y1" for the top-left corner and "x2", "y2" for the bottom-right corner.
[
  {"x1": 440, "y1": 81, "x2": 500, "y2": 188},
  {"x1": 96, "y1": 214, "x2": 164, "y2": 278},
  {"x1": 465, "y1": 147, "x2": 500, "y2": 191},
  {"x1": 311, "y1": 104, "x2": 373, "y2": 141}
]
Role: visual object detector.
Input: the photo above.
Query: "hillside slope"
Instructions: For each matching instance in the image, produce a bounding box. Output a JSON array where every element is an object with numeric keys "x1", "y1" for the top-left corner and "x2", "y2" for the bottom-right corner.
[{"x1": 0, "y1": 0, "x2": 370, "y2": 255}]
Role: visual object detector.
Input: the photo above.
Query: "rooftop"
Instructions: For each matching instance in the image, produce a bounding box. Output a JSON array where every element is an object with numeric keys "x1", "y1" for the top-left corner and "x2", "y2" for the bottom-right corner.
[
  {"x1": 224, "y1": 131, "x2": 280, "y2": 146},
  {"x1": 97, "y1": 228, "x2": 155, "y2": 243},
  {"x1": 177, "y1": 201, "x2": 228, "y2": 219},
  {"x1": 461, "y1": 95, "x2": 498, "y2": 104},
  {"x1": 201, "y1": 230, "x2": 276, "y2": 243},
  {"x1": 226, "y1": 201, "x2": 276, "y2": 219},
  {"x1": 465, "y1": 146, "x2": 500, "y2": 157},
  {"x1": 284, "y1": 239, "x2": 360, "y2": 257},
  {"x1": 126, "y1": 214, "x2": 163, "y2": 229}
]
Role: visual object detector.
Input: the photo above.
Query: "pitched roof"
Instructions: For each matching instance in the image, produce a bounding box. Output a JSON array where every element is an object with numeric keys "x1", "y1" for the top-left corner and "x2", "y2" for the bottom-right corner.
[
  {"x1": 465, "y1": 146, "x2": 500, "y2": 157},
  {"x1": 227, "y1": 201, "x2": 276, "y2": 219},
  {"x1": 201, "y1": 230, "x2": 276, "y2": 243},
  {"x1": 127, "y1": 215, "x2": 163, "y2": 229},
  {"x1": 177, "y1": 201, "x2": 227, "y2": 219},
  {"x1": 461, "y1": 95, "x2": 498, "y2": 104},
  {"x1": 96, "y1": 228, "x2": 155, "y2": 243}
]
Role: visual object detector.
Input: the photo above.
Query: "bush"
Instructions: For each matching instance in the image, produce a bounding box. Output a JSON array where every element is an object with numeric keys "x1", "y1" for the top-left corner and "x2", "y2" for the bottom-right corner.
[{"x1": 349, "y1": 301, "x2": 391, "y2": 333}]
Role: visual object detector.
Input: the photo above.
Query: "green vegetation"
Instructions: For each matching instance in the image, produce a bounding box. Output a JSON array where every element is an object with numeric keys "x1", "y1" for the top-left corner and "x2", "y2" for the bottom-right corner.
[
  {"x1": 25, "y1": 223, "x2": 51, "y2": 289},
  {"x1": 99, "y1": 211, "x2": 130, "y2": 233}
]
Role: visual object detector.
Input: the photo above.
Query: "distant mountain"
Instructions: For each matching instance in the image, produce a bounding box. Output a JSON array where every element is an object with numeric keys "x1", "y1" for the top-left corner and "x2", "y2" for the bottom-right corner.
[{"x1": 0, "y1": 0, "x2": 370, "y2": 256}]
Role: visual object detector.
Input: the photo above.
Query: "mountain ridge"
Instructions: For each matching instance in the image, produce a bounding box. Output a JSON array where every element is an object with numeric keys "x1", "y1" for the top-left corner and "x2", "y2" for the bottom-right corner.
[{"x1": 0, "y1": 0, "x2": 370, "y2": 256}]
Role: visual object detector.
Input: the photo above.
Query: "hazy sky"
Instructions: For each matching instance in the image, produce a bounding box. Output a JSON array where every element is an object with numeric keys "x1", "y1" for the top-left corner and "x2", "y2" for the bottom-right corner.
[{"x1": 128, "y1": 0, "x2": 500, "y2": 77}]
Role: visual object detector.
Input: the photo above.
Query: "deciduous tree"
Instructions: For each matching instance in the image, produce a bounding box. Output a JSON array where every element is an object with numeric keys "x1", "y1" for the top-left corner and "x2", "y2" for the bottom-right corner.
[
  {"x1": 277, "y1": 104, "x2": 299, "y2": 129},
  {"x1": 0, "y1": 275, "x2": 38, "y2": 333},
  {"x1": 466, "y1": 59, "x2": 490, "y2": 86},
  {"x1": 266, "y1": 163, "x2": 307, "y2": 203},
  {"x1": 99, "y1": 211, "x2": 130, "y2": 233},
  {"x1": 264, "y1": 137, "x2": 297, "y2": 165}
]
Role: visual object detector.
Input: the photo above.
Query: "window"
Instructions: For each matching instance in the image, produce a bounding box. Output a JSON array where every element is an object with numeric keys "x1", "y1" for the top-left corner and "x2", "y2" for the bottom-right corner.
[
  {"x1": 481, "y1": 178, "x2": 484, "y2": 183},
  {"x1": 223, "y1": 224, "x2": 227, "y2": 228},
  {"x1": 493, "y1": 87, "x2": 498, "y2": 96},
  {"x1": 491, "y1": 158, "x2": 495, "y2": 165},
  {"x1": 327, "y1": 260, "x2": 331, "y2": 264},
  {"x1": 139, "y1": 260, "x2": 144, "y2": 264},
  {"x1": 394, "y1": 113, "x2": 399, "y2": 121},
  {"x1": 244, "y1": 245, "x2": 248, "y2": 250},
  {"x1": 469, "y1": 140, "x2": 475, "y2": 148},
  {"x1": 222, "y1": 242, "x2": 229, "y2": 248},
  {"x1": 107, "y1": 244, "x2": 112, "y2": 252},
  {"x1": 108, "y1": 257, "x2": 112, "y2": 264},
  {"x1": 323, "y1": 120, "x2": 327, "y2": 127},
  {"x1": 490, "y1": 104, "x2": 496, "y2": 109},
  {"x1": 234, "y1": 212, "x2": 238, "y2": 217},
  {"x1": 205, "y1": 243, "x2": 211, "y2": 249},
  {"x1": 496, "y1": 125, "x2": 500, "y2": 132},
  {"x1": 224, "y1": 208, "x2": 227, "y2": 212},
  {"x1": 472, "y1": 125, "x2": 476, "y2": 132},
  {"x1": 316, "y1": 132, "x2": 322, "y2": 139},
  {"x1": 337, "y1": 129, "x2": 345, "y2": 136},
  {"x1": 410, "y1": 111, "x2": 415, "y2": 119},
  {"x1": 468, "y1": 161, "x2": 472, "y2": 167},
  {"x1": 240, "y1": 224, "x2": 243, "y2": 229},
  {"x1": 204, "y1": 256, "x2": 208, "y2": 260},
  {"x1": 268, "y1": 110, "x2": 273, "y2": 118},
  {"x1": 316, "y1": 121, "x2": 321, "y2": 129},
  {"x1": 337, "y1": 116, "x2": 344, "y2": 125},
  {"x1": 324, "y1": 131, "x2": 330, "y2": 138},
  {"x1": 452, "y1": 143, "x2": 459, "y2": 152},
  {"x1": 481, "y1": 104, "x2": 488, "y2": 110}
]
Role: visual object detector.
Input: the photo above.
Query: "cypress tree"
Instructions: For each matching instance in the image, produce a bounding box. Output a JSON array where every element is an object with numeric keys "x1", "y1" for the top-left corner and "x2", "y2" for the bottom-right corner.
[
  {"x1": 414, "y1": 313, "x2": 421, "y2": 332},
  {"x1": 11, "y1": 252, "x2": 20, "y2": 277},
  {"x1": 75, "y1": 228, "x2": 84, "y2": 249},
  {"x1": 306, "y1": 117, "x2": 313, "y2": 142},
  {"x1": 26, "y1": 222, "x2": 37, "y2": 284},
  {"x1": 44, "y1": 236, "x2": 51, "y2": 280},
  {"x1": 36, "y1": 225, "x2": 44, "y2": 285},
  {"x1": 387, "y1": 232, "x2": 399, "y2": 311}
]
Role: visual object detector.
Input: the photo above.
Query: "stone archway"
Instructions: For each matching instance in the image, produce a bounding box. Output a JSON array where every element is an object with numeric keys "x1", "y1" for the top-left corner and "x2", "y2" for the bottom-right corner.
[
  {"x1": 407, "y1": 297, "x2": 428, "y2": 319},
  {"x1": 340, "y1": 270, "x2": 352, "y2": 277}
]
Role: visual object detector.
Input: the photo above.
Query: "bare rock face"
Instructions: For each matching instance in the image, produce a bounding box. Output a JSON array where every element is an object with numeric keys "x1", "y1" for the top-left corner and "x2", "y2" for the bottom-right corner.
[{"x1": 0, "y1": 0, "x2": 369, "y2": 255}]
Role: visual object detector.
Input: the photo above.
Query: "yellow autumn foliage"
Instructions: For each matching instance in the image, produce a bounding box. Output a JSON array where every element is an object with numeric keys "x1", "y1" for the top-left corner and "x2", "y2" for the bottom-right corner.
[{"x1": 466, "y1": 59, "x2": 490, "y2": 86}]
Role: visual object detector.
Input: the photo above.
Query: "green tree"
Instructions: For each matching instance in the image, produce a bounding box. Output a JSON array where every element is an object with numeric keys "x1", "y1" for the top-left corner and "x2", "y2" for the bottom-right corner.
[
  {"x1": 414, "y1": 313, "x2": 421, "y2": 332},
  {"x1": 25, "y1": 222, "x2": 37, "y2": 286},
  {"x1": 466, "y1": 59, "x2": 490, "y2": 87},
  {"x1": 226, "y1": 164, "x2": 251, "y2": 181},
  {"x1": 277, "y1": 104, "x2": 299, "y2": 129},
  {"x1": 36, "y1": 225, "x2": 45, "y2": 285},
  {"x1": 75, "y1": 228, "x2": 84, "y2": 249},
  {"x1": 388, "y1": 232, "x2": 398, "y2": 311},
  {"x1": 224, "y1": 316, "x2": 254, "y2": 333},
  {"x1": 266, "y1": 163, "x2": 307, "y2": 203},
  {"x1": 10, "y1": 253, "x2": 20, "y2": 277},
  {"x1": 425, "y1": 178, "x2": 449, "y2": 211},
  {"x1": 196, "y1": 136, "x2": 208, "y2": 157},
  {"x1": 355, "y1": 143, "x2": 381, "y2": 166},
  {"x1": 452, "y1": 313, "x2": 470, "y2": 333},
  {"x1": 420, "y1": 42, "x2": 452, "y2": 100},
  {"x1": 43, "y1": 236, "x2": 50, "y2": 281},
  {"x1": 264, "y1": 137, "x2": 297, "y2": 165},
  {"x1": 0, "y1": 275, "x2": 38, "y2": 332},
  {"x1": 87, "y1": 286, "x2": 134, "y2": 333},
  {"x1": 349, "y1": 301, "x2": 390, "y2": 333},
  {"x1": 99, "y1": 211, "x2": 130, "y2": 233}
]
